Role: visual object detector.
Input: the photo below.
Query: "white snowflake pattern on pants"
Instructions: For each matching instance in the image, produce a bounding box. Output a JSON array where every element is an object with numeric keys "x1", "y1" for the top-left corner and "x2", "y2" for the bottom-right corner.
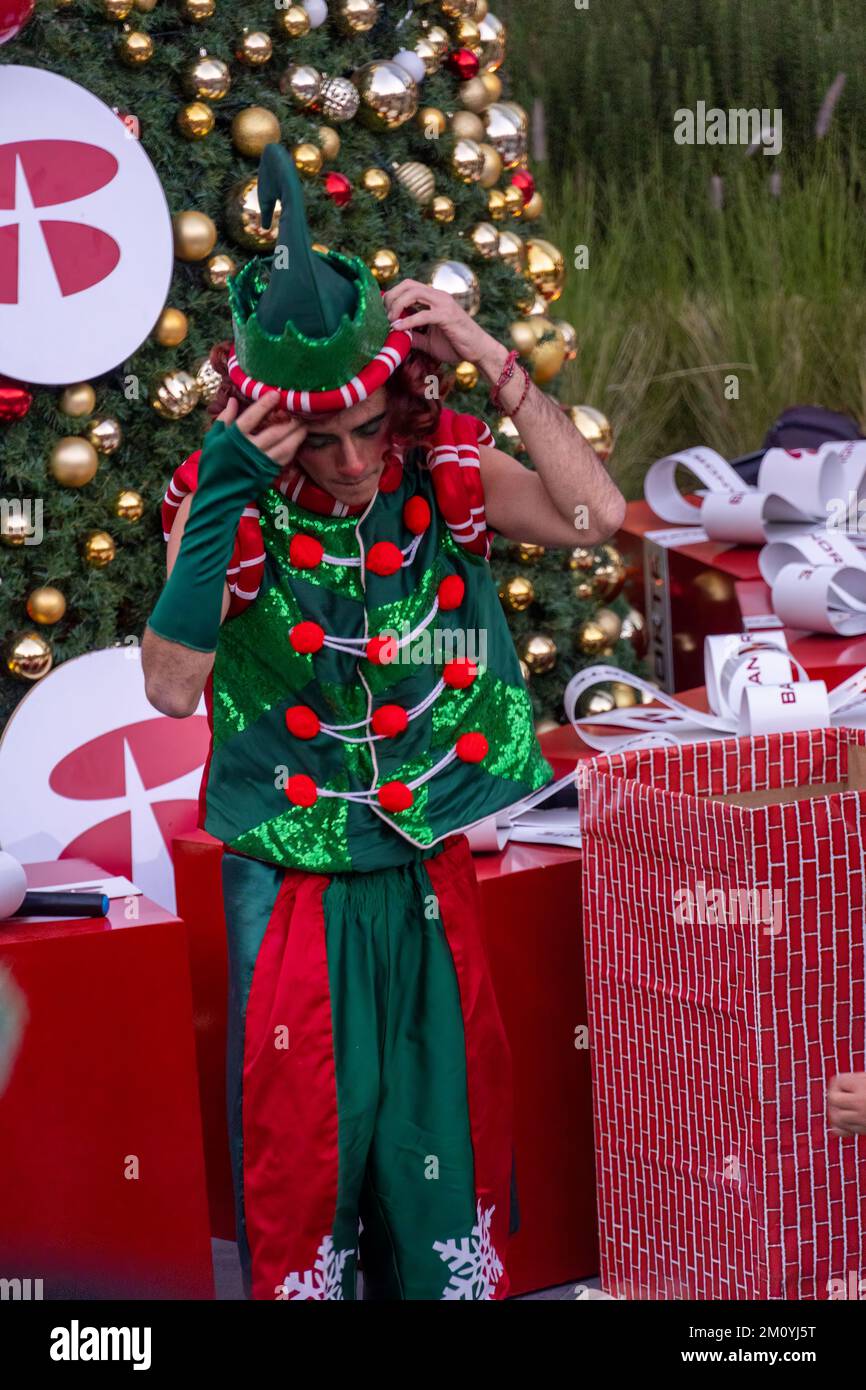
[
  {"x1": 276, "y1": 1235, "x2": 354, "y2": 1300},
  {"x1": 433, "y1": 1201, "x2": 504, "y2": 1300}
]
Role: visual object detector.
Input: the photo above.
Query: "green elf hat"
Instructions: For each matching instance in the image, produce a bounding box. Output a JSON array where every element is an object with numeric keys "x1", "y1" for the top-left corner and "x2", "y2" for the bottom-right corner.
[{"x1": 226, "y1": 143, "x2": 412, "y2": 414}]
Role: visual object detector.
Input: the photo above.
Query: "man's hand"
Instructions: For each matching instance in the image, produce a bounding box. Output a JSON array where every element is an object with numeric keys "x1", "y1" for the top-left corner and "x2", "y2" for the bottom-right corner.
[
  {"x1": 383, "y1": 278, "x2": 500, "y2": 368},
  {"x1": 218, "y1": 393, "x2": 308, "y2": 468},
  {"x1": 827, "y1": 1072, "x2": 866, "y2": 1136}
]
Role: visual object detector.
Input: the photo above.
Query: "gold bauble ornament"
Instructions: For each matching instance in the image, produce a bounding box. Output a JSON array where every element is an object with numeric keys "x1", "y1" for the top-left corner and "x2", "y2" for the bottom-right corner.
[
  {"x1": 318, "y1": 74, "x2": 359, "y2": 121},
  {"x1": 509, "y1": 319, "x2": 536, "y2": 357},
  {"x1": 451, "y1": 137, "x2": 485, "y2": 183},
  {"x1": 692, "y1": 571, "x2": 735, "y2": 604},
  {"x1": 612, "y1": 682, "x2": 640, "y2": 709},
  {"x1": 335, "y1": 0, "x2": 380, "y2": 32},
  {"x1": 318, "y1": 125, "x2": 341, "y2": 161},
  {"x1": 173, "y1": 210, "x2": 217, "y2": 261},
  {"x1": 592, "y1": 543, "x2": 627, "y2": 601},
  {"x1": 394, "y1": 160, "x2": 436, "y2": 205},
  {"x1": 59, "y1": 383, "x2": 96, "y2": 417},
  {"x1": 514, "y1": 541, "x2": 545, "y2": 563},
  {"x1": 450, "y1": 109, "x2": 485, "y2": 141},
  {"x1": 523, "y1": 190, "x2": 544, "y2": 220},
  {"x1": 519, "y1": 658, "x2": 530, "y2": 682},
  {"x1": 293, "y1": 142, "x2": 324, "y2": 177},
  {"x1": 205, "y1": 252, "x2": 236, "y2": 288},
  {"x1": 415, "y1": 33, "x2": 446, "y2": 76},
  {"x1": 566, "y1": 405, "x2": 614, "y2": 461},
  {"x1": 151, "y1": 370, "x2": 201, "y2": 419},
  {"x1": 354, "y1": 60, "x2": 418, "y2": 131},
  {"x1": 368, "y1": 248, "x2": 400, "y2": 284},
  {"x1": 115, "y1": 489, "x2": 145, "y2": 522},
  {"x1": 86, "y1": 417, "x2": 122, "y2": 455},
  {"x1": 595, "y1": 607, "x2": 623, "y2": 645},
  {"x1": 177, "y1": 101, "x2": 214, "y2": 139},
  {"x1": 468, "y1": 221, "x2": 500, "y2": 259},
  {"x1": 487, "y1": 187, "x2": 508, "y2": 220},
  {"x1": 511, "y1": 316, "x2": 565, "y2": 385},
  {"x1": 6, "y1": 631, "x2": 52, "y2": 682},
  {"x1": 26, "y1": 587, "x2": 67, "y2": 625},
  {"x1": 577, "y1": 686, "x2": 616, "y2": 718},
  {"x1": 361, "y1": 167, "x2": 392, "y2": 200},
  {"x1": 0, "y1": 509, "x2": 28, "y2": 545},
  {"x1": 153, "y1": 306, "x2": 189, "y2": 346},
  {"x1": 49, "y1": 437, "x2": 99, "y2": 488},
  {"x1": 459, "y1": 76, "x2": 495, "y2": 113},
  {"x1": 496, "y1": 415, "x2": 524, "y2": 453},
  {"x1": 181, "y1": 0, "x2": 215, "y2": 19},
  {"x1": 499, "y1": 575, "x2": 534, "y2": 611},
  {"x1": 455, "y1": 17, "x2": 482, "y2": 51},
  {"x1": 504, "y1": 184, "x2": 524, "y2": 218},
  {"x1": 555, "y1": 320, "x2": 578, "y2": 362},
  {"x1": 477, "y1": 11, "x2": 506, "y2": 70},
  {"x1": 418, "y1": 106, "x2": 447, "y2": 138},
  {"x1": 520, "y1": 290, "x2": 548, "y2": 315},
  {"x1": 184, "y1": 55, "x2": 231, "y2": 101},
  {"x1": 103, "y1": 0, "x2": 133, "y2": 18},
  {"x1": 236, "y1": 30, "x2": 272, "y2": 66},
  {"x1": 427, "y1": 194, "x2": 455, "y2": 223},
  {"x1": 484, "y1": 101, "x2": 528, "y2": 167},
  {"x1": 455, "y1": 360, "x2": 479, "y2": 389},
  {"x1": 621, "y1": 607, "x2": 647, "y2": 657},
  {"x1": 477, "y1": 142, "x2": 502, "y2": 187},
  {"x1": 577, "y1": 619, "x2": 607, "y2": 657},
  {"x1": 427, "y1": 260, "x2": 481, "y2": 317},
  {"x1": 231, "y1": 106, "x2": 281, "y2": 156},
  {"x1": 226, "y1": 177, "x2": 281, "y2": 250},
  {"x1": 194, "y1": 356, "x2": 222, "y2": 403},
  {"x1": 280, "y1": 63, "x2": 322, "y2": 108},
  {"x1": 277, "y1": 4, "x2": 311, "y2": 37},
  {"x1": 84, "y1": 532, "x2": 116, "y2": 568},
  {"x1": 521, "y1": 632, "x2": 557, "y2": 674},
  {"x1": 567, "y1": 546, "x2": 595, "y2": 572},
  {"x1": 481, "y1": 72, "x2": 503, "y2": 102},
  {"x1": 472, "y1": 0, "x2": 489, "y2": 17},
  {"x1": 498, "y1": 229, "x2": 525, "y2": 269},
  {"x1": 118, "y1": 30, "x2": 154, "y2": 64},
  {"x1": 133, "y1": 0, "x2": 158, "y2": 9},
  {"x1": 525, "y1": 237, "x2": 566, "y2": 303},
  {"x1": 440, "y1": 0, "x2": 475, "y2": 16}
]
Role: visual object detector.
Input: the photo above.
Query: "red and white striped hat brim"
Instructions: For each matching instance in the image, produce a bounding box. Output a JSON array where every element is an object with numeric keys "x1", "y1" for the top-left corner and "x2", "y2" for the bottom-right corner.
[{"x1": 226, "y1": 329, "x2": 414, "y2": 415}]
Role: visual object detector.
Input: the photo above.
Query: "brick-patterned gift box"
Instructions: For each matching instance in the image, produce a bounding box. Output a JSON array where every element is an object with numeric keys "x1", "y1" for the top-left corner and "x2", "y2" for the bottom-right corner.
[{"x1": 577, "y1": 727, "x2": 866, "y2": 1300}]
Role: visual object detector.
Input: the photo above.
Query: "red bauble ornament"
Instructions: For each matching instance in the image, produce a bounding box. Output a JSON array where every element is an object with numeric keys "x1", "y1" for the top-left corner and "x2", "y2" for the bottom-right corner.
[
  {"x1": 0, "y1": 375, "x2": 32, "y2": 421},
  {"x1": 290, "y1": 533, "x2": 325, "y2": 569},
  {"x1": 324, "y1": 171, "x2": 353, "y2": 208},
  {"x1": 403, "y1": 496, "x2": 431, "y2": 535},
  {"x1": 510, "y1": 169, "x2": 536, "y2": 205},
  {"x1": 286, "y1": 774, "x2": 318, "y2": 808},
  {"x1": 372, "y1": 704, "x2": 409, "y2": 738},
  {"x1": 0, "y1": 0, "x2": 34, "y2": 47},
  {"x1": 456, "y1": 731, "x2": 489, "y2": 764},
  {"x1": 285, "y1": 705, "x2": 321, "y2": 740},
  {"x1": 437, "y1": 575, "x2": 465, "y2": 611},
  {"x1": 366, "y1": 540, "x2": 404, "y2": 577},
  {"x1": 443, "y1": 658, "x2": 478, "y2": 690},
  {"x1": 290, "y1": 621, "x2": 326, "y2": 654},
  {"x1": 447, "y1": 48, "x2": 480, "y2": 81},
  {"x1": 366, "y1": 634, "x2": 399, "y2": 666},
  {"x1": 378, "y1": 780, "x2": 414, "y2": 813}
]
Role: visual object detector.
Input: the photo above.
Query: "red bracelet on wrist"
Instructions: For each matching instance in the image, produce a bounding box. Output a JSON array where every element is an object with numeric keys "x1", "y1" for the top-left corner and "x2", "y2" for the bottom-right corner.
[
  {"x1": 489, "y1": 349, "x2": 520, "y2": 411},
  {"x1": 510, "y1": 365, "x2": 532, "y2": 421}
]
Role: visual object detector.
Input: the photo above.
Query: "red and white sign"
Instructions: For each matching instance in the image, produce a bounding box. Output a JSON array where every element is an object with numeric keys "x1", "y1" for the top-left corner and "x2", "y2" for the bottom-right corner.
[
  {"x1": 0, "y1": 647, "x2": 209, "y2": 911},
  {"x1": 0, "y1": 66, "x2": 173, "y2": 384}
]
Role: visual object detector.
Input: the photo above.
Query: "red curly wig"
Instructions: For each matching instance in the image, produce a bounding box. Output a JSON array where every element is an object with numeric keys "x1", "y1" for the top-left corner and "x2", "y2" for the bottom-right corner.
[{"x1": 205, "y1": 339, "x2": 454, "y2": 445}]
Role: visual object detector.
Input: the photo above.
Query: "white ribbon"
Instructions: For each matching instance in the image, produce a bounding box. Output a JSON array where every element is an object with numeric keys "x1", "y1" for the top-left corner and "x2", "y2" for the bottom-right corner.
[{"x1": 563, "y1": 630, "x2": 866, "y2": 753}]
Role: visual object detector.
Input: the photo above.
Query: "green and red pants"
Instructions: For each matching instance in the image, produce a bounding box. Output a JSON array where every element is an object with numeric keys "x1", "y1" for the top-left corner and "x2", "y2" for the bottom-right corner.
[{"x1": 222, "y1": 834, "x2": 516, "y2": 1300}]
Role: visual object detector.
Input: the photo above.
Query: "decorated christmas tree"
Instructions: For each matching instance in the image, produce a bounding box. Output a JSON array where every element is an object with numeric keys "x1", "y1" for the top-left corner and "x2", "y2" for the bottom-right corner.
[{"x1": 0, "y1": 0, "x2": 642, "y2": 732}]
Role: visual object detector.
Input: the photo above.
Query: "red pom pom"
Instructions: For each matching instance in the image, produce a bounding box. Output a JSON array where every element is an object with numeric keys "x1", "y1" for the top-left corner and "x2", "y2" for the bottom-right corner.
[
  {"x1": 290, "y1": 621, "x2": 325, "y2": 654},
  {"x1": 443, "y1": 659, "x2": 478, "y2": 690},
  {"x1": 366, "y1": 540, "x2": 404, "y2": 577},
  {"x1": 324, "y1": 171, "x2": 352, "y2": 207},
  {"x1": 447, "y1": 47, "x2": 480, "y2": 81},
  {"x1": 289, "y1": 534, "x2": 324, "y2": 570},
  {"x1": 456, "y1": 732, "x2": 489, "y2": 764},
  {"x1": 285, "y1": 705, "x2": 320, "y2": 739},
  {"x1": 511, "y1": 169, "x2": 536, "y2": 205},
  {"x1": 286, "y1": 774, "x2": 317, "y2": 807},
  {"x1": 379, "y1": 460, "x2": 403, "y2": 494},
  {"x1": 366, "y1": 633, "x2": 399, "y2": 665},
  {"x1": 378, "y1": 780, "x2": 414, "y2": 813},
  {"x1": 403, "y1": 496, "x2": 431, "y2": 535},
  {"x1": 437, "y1": 575, "x2": 465, "y2": 611},
  {"x1": 372, "y1": 704, "x2": 409, "y2": 738}
]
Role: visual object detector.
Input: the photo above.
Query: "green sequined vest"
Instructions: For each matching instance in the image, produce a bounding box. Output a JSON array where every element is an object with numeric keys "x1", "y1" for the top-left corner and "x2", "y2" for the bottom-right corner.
[{"x1": 204, "y1": 453, "x2": 552, "y2": 874}]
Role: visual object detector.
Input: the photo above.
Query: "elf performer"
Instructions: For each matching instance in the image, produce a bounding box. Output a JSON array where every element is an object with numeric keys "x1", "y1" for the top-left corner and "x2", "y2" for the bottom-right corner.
[{"x1": 143, "y1": 144, "x2": 625, "y2": 1301}]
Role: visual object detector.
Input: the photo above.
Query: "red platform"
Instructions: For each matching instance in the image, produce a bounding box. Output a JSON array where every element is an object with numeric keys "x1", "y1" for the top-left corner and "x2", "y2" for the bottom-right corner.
[
  {"x1": 0, "y1": 859, "x2": 214, "y2": 1299},
  {"x1": 173, "y1": 803, "x2": 597, "y2": 1298}
]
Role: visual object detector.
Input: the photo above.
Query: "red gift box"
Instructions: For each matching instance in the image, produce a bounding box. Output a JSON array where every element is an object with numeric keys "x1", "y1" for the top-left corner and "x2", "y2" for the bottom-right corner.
[
  {"x1": 172, "y1": 828, "x2": 598, "y2": 1297},
  {"x1": 578, "y1": 727, "x2": 866, "y2": 1300},
  {"x1": 0, "y1": 859, "x2": 213, "y2": 1298}
]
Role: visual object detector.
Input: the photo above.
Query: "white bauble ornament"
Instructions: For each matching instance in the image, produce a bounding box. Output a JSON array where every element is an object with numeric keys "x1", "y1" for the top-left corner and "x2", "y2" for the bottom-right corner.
[
  {"x1": 303, "y1": 0, "x2": 328, "y2": 25},
  {"x1": 0, "y1": 851, "x2": 26, "y2": 920},
  {"x1": 392, "y1": 49, "x2": 427, "y2": 85}
]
